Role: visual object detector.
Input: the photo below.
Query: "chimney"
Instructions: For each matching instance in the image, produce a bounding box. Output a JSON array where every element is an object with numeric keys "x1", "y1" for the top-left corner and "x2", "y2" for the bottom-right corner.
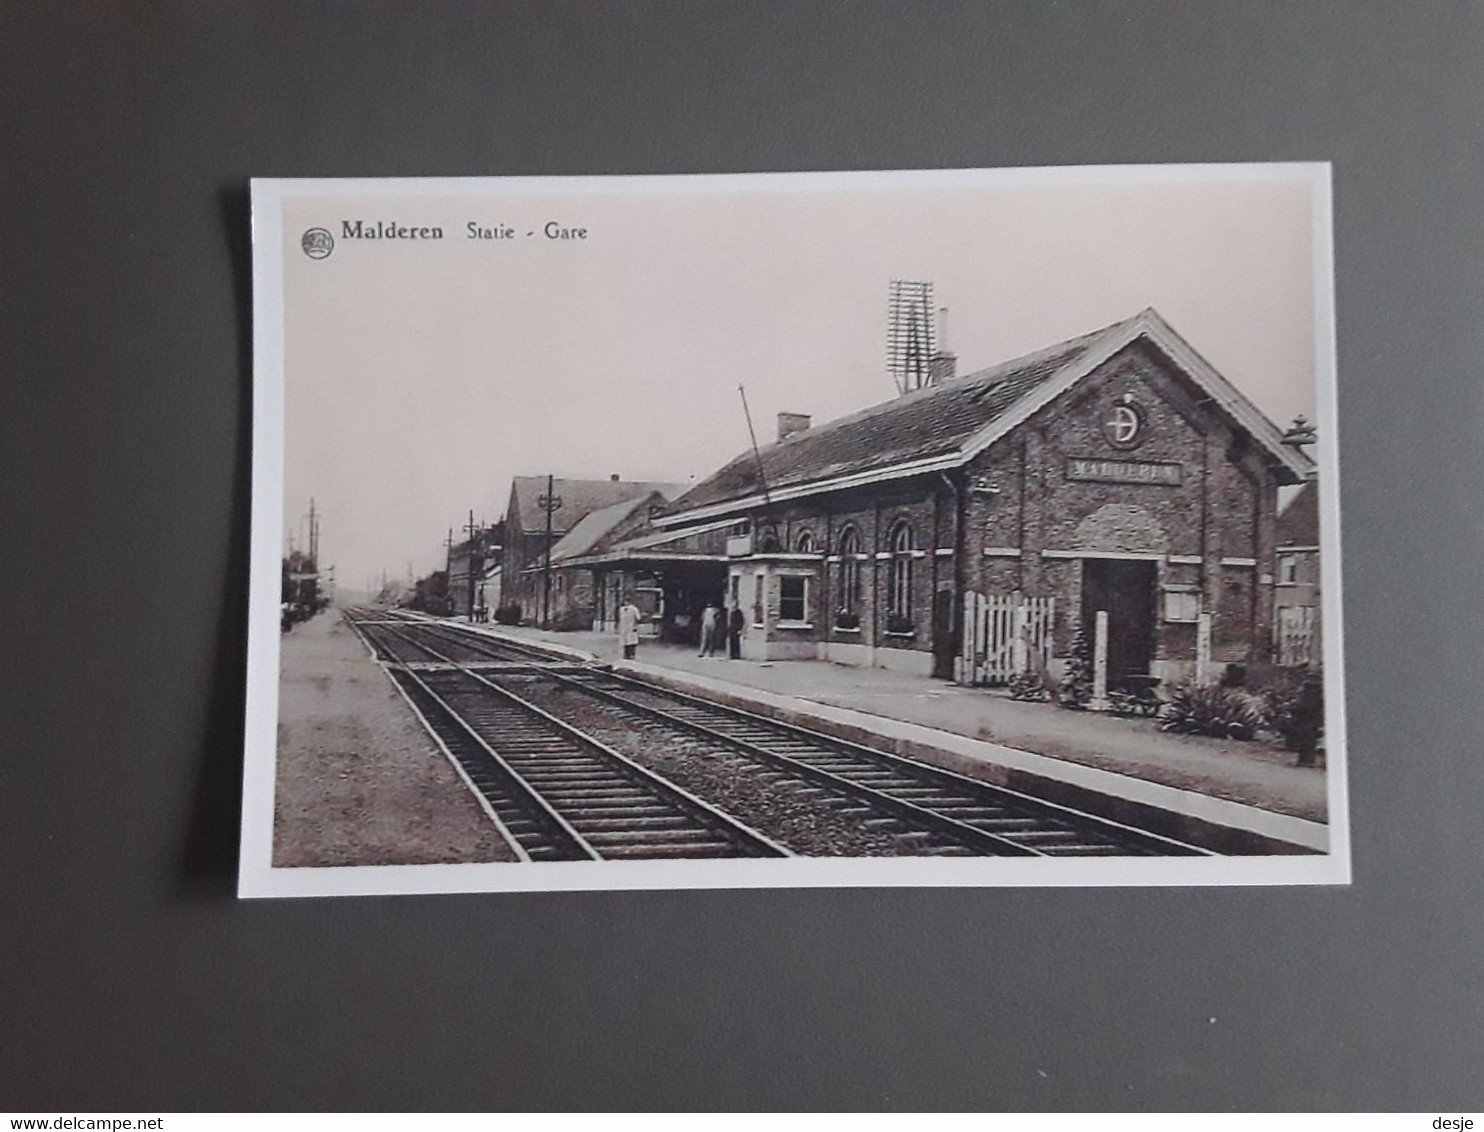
[
  {"x1": 777, "y1": 412, "x2": 811, "y2": 442},
  {"x1": 929, "y1": 305, "x2": 957, "y2": 384}
]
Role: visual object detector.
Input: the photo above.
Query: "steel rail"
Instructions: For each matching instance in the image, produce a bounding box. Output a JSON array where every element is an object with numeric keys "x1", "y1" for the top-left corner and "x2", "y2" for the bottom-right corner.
[
  {"x1": 341, "y1": 612, "x2": 534, "y2": 862},
  {"x1": 362, "y1": 614, "x2": 1211, "y2": 857},
  {"x1": 375, "y1": 623, "x2": 792, "y2": 860},
  {"x1": 384, "y1": 617, "x2": 564, "y2": 665},
  {"x1": 345, "y1": 609, "x2": 599, "y2": 860},
  {"x1": 545, "y1": 671, "x2": 1041, "y2": 856},
  {"x1": 349, "y1": 615, "x2": 452, "y2": 664},
  {"x1": 554, "y1": 668, "x2": 1213, "y2": 857}
]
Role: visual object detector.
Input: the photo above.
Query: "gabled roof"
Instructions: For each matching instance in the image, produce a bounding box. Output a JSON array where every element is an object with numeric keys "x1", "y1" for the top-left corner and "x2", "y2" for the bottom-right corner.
[
  {"x1": 658, "y1": 308, "x2": 1315, "y2": 526},
  {"x1": 507, "y1": 476, "x2": 686, "y2": 534},
  {"x1": 609, "y1": 514, "x2": 740, "y2": 553},
  {"x1": 558, "y1": 512, "x2": 736, "y2": 568},
  {"x1": 1277, "y1": 482, "x2": 1320, "y2": 546},
  {"x1": 548, "y1": 493, "x2": 660, "y2": 565}
]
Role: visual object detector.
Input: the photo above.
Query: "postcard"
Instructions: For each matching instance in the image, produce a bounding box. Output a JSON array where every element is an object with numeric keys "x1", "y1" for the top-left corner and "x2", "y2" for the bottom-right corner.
[{"x1": 242, "y1": 165, "x2": 1348, "y2": 897}]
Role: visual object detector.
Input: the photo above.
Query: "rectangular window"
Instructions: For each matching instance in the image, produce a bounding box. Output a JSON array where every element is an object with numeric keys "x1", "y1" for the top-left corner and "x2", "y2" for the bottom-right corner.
[
  {"x1": 1164, "y1": 590, "x2": 1200, "y2": 623},
  {"x1": 753, "y1": 574, "x2": 765, "y2": 626},
  {"x1": 1278, "y1": 554, "x2": 1298, "y2": 584},
  {"x1": 779, "y1": 576, "x2": 807, "y2": 622}
]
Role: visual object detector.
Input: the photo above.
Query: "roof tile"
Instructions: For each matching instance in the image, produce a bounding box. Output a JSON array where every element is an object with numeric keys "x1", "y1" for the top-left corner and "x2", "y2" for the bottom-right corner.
[{"x1": 666, "y1": 321, "x2": 1120, "y2": 516}]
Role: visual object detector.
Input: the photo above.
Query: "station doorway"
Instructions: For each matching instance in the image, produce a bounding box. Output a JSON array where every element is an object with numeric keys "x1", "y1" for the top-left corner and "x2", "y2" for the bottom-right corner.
[
  {"x1": 656, "y1": 562, "x2": 728, "y2": 645},
  {"x1": 1081, "y1": 558, "x2": 1157, "y2": 688}
]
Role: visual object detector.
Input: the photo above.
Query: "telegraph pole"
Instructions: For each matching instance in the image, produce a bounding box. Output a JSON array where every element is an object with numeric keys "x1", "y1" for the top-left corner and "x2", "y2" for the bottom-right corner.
[
  {"x1": 308, "y1": 497, "x2": 319, "y2": 566},
  {"x1": 538, "y1": 475, "x2": 563, "y2": 629},
  {"x1": 463, "y1": 509, "x2": 481, "y2": 620},
  {"x1": 445, "y1": 528, "x2": 454, "y2": 613}
]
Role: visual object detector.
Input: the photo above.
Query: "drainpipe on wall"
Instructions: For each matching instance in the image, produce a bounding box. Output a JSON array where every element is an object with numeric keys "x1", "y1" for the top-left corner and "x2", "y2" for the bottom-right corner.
[{"x1": 940, "y1": 471, "x2": 964, "y2": 679}]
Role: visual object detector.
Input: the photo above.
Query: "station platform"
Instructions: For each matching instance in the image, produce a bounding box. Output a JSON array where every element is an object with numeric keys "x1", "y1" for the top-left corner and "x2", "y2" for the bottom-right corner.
[
  {"x1": 441, "y1": 617, "x2": 1331, "y2": 853},
  {"x1": 275, "y1": 609, "x2": 517, "y2": 866}
]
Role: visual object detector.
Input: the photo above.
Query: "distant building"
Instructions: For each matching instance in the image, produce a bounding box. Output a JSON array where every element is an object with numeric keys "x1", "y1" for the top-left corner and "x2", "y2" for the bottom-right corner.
[
  {"x1": 626, "y1": 308, "x2": 1317, "y2": 685},
  {"x1": 554, "y1": 514, "x2": 736, "y2": 641},
  {"x1": 448, "y1": 521, "x2": 503, "y2": 619},
  {"x1": 281, "y1": 549, "x2": 321, "y2": 611},
  {"x1": 502, "y1": 475, "x2": 684, "y2": 626},
  {"x1": 1273, "y1": 481, "x2": 1322, "y2": 667},
  {"x1": 545, "y1": 492, "x2": 667, "y2": 630}
]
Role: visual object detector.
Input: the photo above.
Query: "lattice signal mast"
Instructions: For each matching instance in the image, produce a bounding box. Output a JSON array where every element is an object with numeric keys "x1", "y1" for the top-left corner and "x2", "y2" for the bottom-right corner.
[{"x1": 887, "y1": 280, "x2": 937, "y2": 394}]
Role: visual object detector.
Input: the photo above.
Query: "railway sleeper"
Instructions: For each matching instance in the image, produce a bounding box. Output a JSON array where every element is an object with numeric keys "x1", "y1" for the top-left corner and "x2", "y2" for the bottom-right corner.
[
  {"x1": 865, "y1": 782, "x2": 941, "y2": 794},
  {"x1": 597, "y1": 841, "x2": 740, "y2": 859},
  {"x1": 573, "y1": 816, "x2": 694, "y2": 831},
  {"x1": 544, "y1": 789, "x2": 654, "y2": 802},
  {"x1": 965, "y1": 816, "x2": 1057, "y2": 831},
  {"x1": 582, "y1": 829, "x2": 727, "y2": 845},
  {"x1": 561, "y1": 804, "x2": 678, "y2": 817},
  {"x1": 999, "y1": 830, "x2": 1087, "y2": 844}
]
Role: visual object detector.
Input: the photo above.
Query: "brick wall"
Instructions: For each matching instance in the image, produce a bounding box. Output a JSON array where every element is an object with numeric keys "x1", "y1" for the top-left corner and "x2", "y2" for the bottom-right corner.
[
  {"x1": 746, "y1": 481, "x2": 952, "y2": 657},
  {"x1": 960, "y1": 341, "x2": 1283, "y2": 666}
]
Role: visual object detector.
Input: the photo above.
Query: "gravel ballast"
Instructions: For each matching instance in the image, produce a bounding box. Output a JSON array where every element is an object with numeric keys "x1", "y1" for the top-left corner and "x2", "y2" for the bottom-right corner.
[{"x1": 499, "y1": 676, "x2": 929, "y2": 856}]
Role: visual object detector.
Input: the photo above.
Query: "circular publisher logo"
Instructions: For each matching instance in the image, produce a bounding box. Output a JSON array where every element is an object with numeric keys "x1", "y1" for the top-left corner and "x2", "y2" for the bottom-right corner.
[{"x1": 301, "y1": 227, "x2": 334, "y2": 260}]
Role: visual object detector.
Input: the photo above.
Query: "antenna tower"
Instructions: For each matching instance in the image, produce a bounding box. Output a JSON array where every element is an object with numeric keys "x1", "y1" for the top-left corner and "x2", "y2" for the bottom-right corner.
[{"x1": 887, "y1": 280, "x2": 937, "y2": 394}]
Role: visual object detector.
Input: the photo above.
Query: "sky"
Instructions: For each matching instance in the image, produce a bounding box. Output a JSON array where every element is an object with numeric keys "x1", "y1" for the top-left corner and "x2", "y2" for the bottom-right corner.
[{"x1": 277, "y1": 169, "x2": 1325, "y2": 594}]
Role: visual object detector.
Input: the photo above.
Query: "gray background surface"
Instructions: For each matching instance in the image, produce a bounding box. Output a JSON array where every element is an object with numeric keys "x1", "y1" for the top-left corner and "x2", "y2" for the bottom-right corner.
[{"x1": 2, "y1": 2, "x2": 1480, "y2": 1111}]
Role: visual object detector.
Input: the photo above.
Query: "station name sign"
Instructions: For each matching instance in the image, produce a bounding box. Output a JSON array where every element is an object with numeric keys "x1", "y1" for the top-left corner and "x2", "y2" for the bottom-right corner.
[{"x1": 1066, "y1": 457, "x2": 1183, "y2": 486}]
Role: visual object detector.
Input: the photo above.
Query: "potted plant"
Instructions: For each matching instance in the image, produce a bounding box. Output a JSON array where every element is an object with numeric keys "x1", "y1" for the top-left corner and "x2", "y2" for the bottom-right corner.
[
  {"x1": 886, "y1": 612, "x2": 914, "y2": 635},
  {"x1": 834, "y1": 609, "x2": 861, "y2": 631}
]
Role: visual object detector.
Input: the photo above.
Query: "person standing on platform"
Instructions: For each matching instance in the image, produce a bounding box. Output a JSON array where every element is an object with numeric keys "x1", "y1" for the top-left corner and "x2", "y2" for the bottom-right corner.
[
  {"x1": 727, "y1": 602, "x2": 744, "y2": 660},
  {"x1": 618, "y1": 594, "x2": 642, "y2": 661},
  {"x1": 699, "y1": 601, "x2": 719, "y2": 657}
]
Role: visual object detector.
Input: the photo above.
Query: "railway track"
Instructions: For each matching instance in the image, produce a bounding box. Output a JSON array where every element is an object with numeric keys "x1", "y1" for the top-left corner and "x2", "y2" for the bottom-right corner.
[
  {"x1": 343, "y1": 609, "x2": 789, "y2": 862},
  {"x1": 352, "y1": 612, "x2": 553, "y2": 666},
  {"x1": 343, "y1": 608, "x2": 1211, "y2": 859},
  {"x1": 533, "y1": 669, "x2": 1207, "y2": 857}
]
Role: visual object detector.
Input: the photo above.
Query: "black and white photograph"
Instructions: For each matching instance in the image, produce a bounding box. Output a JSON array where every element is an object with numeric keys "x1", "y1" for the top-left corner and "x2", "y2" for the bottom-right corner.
[{"x1": 243, "y1": 165, "x2": 1348, "y2": 897}]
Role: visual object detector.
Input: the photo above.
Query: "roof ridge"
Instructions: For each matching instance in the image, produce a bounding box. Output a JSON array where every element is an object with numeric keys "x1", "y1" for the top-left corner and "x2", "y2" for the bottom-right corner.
[
  {"x1": 758, "y1": 312, "x2": 1139, "y2": 457},
  {"x1": 549, "y1": 491, "x2": 661, "y2": 560}
]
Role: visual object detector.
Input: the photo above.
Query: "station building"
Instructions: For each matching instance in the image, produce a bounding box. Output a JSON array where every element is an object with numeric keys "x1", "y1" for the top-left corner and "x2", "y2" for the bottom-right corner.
[
  {"x1": 1273, "y1": 481, "x2": 1322, "y2": 668},
  {"x1": 618, "y1": 308, "x2": 1317, "y2": 688},
  {"x1": 502, "y1": 475, "x2": 683, "y2": 627},
  {"x1": 543, "y1": 490, "x2": 670, "y2": 631},
  {"x1": 555, "y1": 513, "x2": 736, "y2": 641},
  {"x1": 446, "y1": 528, "x2": 501, "y2": 619}
]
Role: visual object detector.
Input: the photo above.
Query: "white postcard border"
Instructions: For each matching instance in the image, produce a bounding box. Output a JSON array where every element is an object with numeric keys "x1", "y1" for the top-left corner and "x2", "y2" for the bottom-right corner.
[{"x1": 241, "y1": 164, "x2": 1349, "y2": 898}]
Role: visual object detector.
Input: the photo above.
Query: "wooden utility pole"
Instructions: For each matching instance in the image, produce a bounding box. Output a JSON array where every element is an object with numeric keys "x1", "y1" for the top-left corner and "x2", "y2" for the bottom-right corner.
[
  {"x1": 538, "y1": 475, "x2": 563, "y2": 628},
  {"x1": 444, "y1": 528, "x2": 455, "y2": 614},
  {"x1": 308, "y1": 497, "x2": 319, "y2": 566},
  {"x1": 463, "y1": 509, "x2": 480, "y2": 620}
]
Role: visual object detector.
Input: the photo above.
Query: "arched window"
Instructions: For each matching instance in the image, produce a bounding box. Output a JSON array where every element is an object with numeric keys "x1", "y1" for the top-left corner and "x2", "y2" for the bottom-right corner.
[
  {"x1": 888, "y1": 521, "x2": 914, "y2": 618},
  {"x1": 838, "y1": 526, "x2": 860, "y2": 614},
  {"x1": 796, "y1": 530, "x2": 814, "y2": 555}
]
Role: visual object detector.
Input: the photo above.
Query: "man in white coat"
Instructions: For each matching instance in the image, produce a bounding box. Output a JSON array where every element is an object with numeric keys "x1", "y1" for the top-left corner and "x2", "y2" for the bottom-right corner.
[
  {"x1": 617, "y1": 594, "x2": 642, "y2": 660},
  {"x1": 698, "y1": 601, "x2": 720, "y2": 658}
]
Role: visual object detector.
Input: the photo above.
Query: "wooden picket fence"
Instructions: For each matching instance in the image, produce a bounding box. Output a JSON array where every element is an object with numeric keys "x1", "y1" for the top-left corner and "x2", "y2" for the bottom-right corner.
[
  {"x1": 1275, "y1": 604, "x2": 1320, "y2": 668},
  {"x1": 958, "y1": 592, "x2": 1056, "y2": 686}
]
